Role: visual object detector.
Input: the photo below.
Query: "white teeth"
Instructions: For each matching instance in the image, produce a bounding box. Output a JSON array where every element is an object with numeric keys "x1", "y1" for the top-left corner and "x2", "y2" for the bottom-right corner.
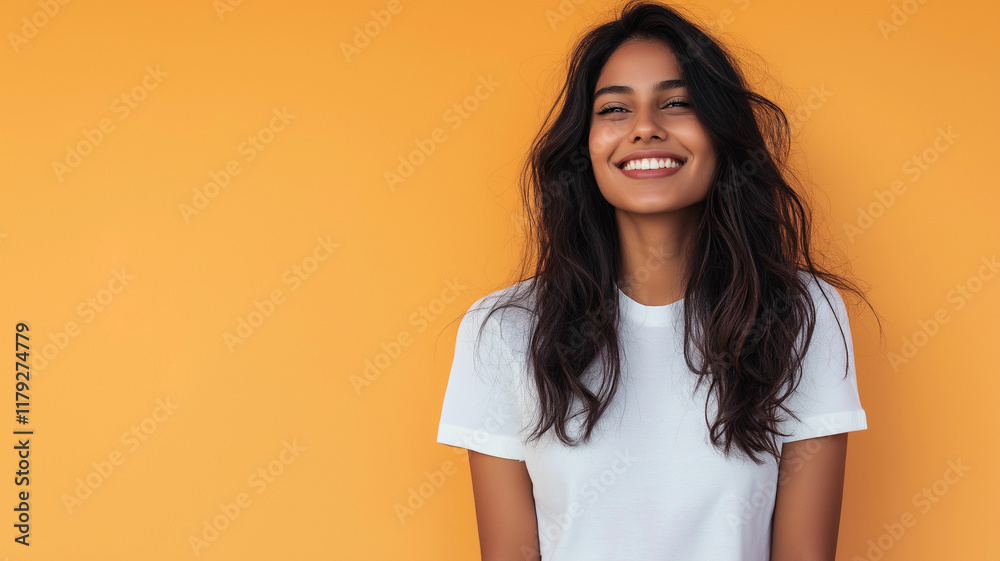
[{"x1": 621, "y1": 158, "x2": 682, "y2": 171}]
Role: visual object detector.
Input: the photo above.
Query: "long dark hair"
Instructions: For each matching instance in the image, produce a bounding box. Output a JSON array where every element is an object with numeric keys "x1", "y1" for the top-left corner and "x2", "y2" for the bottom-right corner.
[{"x1": 470, "y1": 0, "x2": 880, "y2": 464}]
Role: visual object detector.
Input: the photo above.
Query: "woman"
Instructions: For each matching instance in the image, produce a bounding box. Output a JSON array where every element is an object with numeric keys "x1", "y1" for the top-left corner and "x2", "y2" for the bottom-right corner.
[{"x1": 437, "y1": 1, "x2": 878, "y2": 559}]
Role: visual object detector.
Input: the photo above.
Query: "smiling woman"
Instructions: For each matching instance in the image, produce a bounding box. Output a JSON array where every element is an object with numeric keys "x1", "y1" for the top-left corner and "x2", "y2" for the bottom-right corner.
[
  {"x1": 436, "y1": 1, "x2": 879, "y2": 560},
  {"x1": 590, "y1": 41, "x2": 717, "y2": 218}
]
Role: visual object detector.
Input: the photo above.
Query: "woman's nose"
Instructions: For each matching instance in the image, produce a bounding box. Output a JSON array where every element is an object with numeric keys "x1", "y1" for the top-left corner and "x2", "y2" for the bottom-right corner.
[{"x1": 630, "y1": 106, "x2": 667, "y2": 142}]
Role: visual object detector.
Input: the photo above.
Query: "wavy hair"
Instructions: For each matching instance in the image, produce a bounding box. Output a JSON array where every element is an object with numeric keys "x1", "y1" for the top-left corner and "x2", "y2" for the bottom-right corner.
[{"x1": 471, "y1": 0, "x2": 880, "y2": 464}]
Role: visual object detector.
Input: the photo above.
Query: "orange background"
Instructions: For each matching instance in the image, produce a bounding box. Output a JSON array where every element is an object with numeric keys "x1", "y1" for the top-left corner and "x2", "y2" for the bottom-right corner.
[{"x1": 0, "y1": 0, "x2": 997, "y2": 559}]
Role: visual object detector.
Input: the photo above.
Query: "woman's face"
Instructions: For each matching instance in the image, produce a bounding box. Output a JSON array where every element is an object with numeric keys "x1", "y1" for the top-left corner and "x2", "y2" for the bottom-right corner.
[{"x1": 588, "y1": 39, "x2": 717, "y2": 216}]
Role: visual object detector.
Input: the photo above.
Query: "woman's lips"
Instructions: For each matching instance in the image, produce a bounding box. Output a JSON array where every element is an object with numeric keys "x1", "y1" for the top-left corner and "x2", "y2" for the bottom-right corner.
[{"x1": 617, "y1": 163, "x2": 683, "y2": 178}]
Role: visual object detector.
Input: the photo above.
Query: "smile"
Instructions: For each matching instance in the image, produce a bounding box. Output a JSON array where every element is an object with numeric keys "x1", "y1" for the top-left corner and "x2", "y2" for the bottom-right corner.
[
  {"x1": 616, "y1": 157, "x2": 684, "y2": 178},
  {"x1": 619, "y1": 158, "x2": 683, "y2": 171}
]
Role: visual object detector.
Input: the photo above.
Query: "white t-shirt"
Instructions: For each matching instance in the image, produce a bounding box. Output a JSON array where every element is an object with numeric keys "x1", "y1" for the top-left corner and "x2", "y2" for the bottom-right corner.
[{"x1": 436, "y1": 273, "x2": 868, "y2": 561}]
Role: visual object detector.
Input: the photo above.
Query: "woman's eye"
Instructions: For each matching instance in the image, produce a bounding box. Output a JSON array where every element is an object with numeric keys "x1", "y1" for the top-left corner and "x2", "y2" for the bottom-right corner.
[
  {"x1": 664, "y1": 99, "x2": 691, "y2": 109},
  {"x1": 596, "y1": 105, "x2": 626, "y2": 115}
]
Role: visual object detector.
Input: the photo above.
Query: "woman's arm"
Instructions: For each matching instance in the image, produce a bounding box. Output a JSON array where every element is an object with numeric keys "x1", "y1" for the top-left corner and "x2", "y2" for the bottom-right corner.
[
  {"x1": 468, "y1": 450, "x2": 541, "y2": 561},
  {"x1": 770, "y1": 432, "x2": 850, "y2": 561}
]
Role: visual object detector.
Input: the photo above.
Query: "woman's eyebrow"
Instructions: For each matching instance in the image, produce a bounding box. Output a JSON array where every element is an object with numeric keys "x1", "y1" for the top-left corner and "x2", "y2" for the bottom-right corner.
[{"x1": 594, "y1": 79, "x2": 686, "y2": 100}]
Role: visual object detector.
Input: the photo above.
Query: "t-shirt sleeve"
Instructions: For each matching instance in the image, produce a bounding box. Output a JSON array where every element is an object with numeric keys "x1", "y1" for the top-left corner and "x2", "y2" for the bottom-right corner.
[
  {"x1": 436, "y1": 295, "x2": 528, "y2": 461},
  {"x1": 779, "y1": 277, "x2": 868, "y2": 443}
]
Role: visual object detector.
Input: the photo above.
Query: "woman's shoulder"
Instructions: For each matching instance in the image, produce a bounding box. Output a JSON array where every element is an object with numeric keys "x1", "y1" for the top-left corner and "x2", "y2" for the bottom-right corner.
[
  {"x1": 793, "y1": 269, "x2": 852, "y2": 340},
  {"x1": 461, "y1": 277, "x2": 539, "y2": 351},
  {"x1": 796, "y1": 269, "x2": 846, "y2": 309},
  {"x1": 466, "y1": 277, "x2": 535, "y2": 319}
]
